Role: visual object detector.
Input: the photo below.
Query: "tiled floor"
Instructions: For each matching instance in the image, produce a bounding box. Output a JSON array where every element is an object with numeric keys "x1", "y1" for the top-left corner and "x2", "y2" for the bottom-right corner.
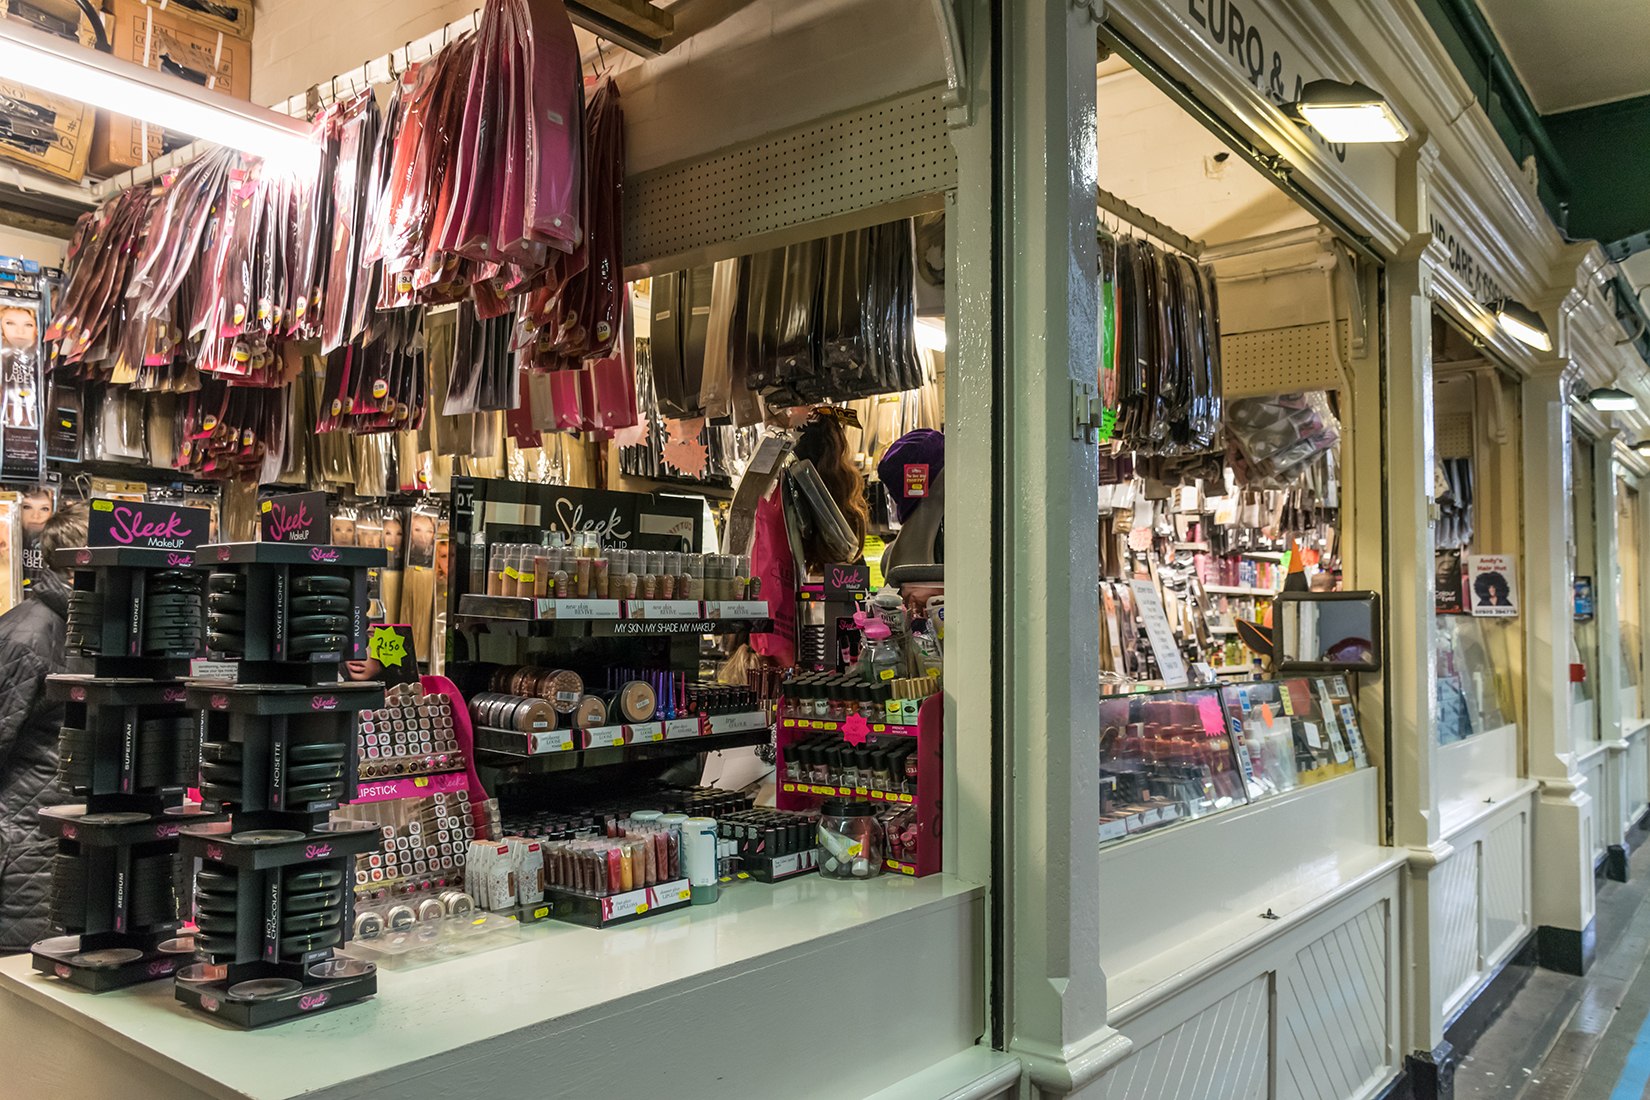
[{"x1": 1456, "y1": 840, "x2": 1650, "y2": 1100}]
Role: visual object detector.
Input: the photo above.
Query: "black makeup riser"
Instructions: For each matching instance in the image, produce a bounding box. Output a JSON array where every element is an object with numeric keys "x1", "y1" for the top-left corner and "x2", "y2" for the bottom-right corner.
[
  {"x1": 169, "y1": 541, "x2": 387, "y2": 1028},
  {"x1": 30, "y1": 547, "x2": 225, "y2": 992}
]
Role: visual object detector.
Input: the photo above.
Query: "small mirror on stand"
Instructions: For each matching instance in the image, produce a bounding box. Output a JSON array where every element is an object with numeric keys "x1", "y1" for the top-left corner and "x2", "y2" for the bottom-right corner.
[{"x1": 1272, "y1": 591, "x2": 1382, "y2": 673}]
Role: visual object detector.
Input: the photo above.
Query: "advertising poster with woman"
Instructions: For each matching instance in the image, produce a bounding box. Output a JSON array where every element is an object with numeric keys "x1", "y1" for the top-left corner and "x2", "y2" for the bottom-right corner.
[
  {"x1": 1467, "y1": 554, "x2": 1519, "y2": 618},
  {"x1": 0, "y1": 298, "x2": 42, "y2": 480}
]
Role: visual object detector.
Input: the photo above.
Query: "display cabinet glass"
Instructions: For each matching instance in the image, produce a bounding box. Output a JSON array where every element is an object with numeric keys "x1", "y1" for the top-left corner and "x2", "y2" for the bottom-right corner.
[
  {"x1": 1436, "y1": 615, "x2": 1512, "y2": 744},
  {"x1": 1219, "y1": 676, "x2": 1370, "y2": 800},
  {"x1": 1097, "y1": 686, "x2": 1247, "y2": 845}
]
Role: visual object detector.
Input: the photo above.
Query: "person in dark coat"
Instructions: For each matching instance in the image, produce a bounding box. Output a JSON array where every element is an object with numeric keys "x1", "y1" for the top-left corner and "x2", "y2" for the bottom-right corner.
[{"x1": 0, "y1": 503, "x2": 85, "y2": 951}]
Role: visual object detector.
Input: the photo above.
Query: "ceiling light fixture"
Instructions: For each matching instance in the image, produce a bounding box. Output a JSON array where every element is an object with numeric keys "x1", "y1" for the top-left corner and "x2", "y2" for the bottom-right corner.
[
  {"x1": 1634, "y1": 439, "x2": 1650, "y2": 457},
  {"x1": 1283, "y1": 79, "x2": 1409, "y2": 143},
  {"x1": 0, "y1": 18, "x2": 311, "y2": 163},
  {"x1": 1586, "y1": 387, "x2": 1638, "y2": 412},
  {"x1": 1493, "y1": 298, "x2": 1552, "y2": 351}
]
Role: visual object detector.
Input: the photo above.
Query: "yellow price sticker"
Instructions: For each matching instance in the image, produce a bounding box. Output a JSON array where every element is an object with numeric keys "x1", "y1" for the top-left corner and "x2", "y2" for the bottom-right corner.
[{"x1": 533, "y1": 907, "x2": 548, "y2": 919}]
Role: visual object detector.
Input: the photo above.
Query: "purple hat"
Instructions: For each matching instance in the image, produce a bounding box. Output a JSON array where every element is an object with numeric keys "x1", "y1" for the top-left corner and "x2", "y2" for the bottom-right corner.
[{"x1": 878, "y1": 429, "x2": 945, "y2": 523}]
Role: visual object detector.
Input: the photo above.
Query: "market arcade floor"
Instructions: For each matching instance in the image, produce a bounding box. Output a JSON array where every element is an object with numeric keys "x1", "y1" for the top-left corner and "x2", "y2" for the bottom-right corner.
[{"x1": 1458, "y1": 827, "x2": 1650, "y2": 1100}]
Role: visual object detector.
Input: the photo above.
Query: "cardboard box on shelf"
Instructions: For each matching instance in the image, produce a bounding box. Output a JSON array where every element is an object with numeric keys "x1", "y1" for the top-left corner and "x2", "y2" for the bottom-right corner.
[
  {"x1": 0, "y1": 80, "x2": 90, "y2": 183},
  {"x1": 3, "y1": 0, "x2": 107, "y2": 46},
  {"x1": 106, "y1": 0, "x2": 251, "y2": 99},
  {"x1": 88, "y1": 112, "x2": 162, "y2": 177},
  {"x1": 125, "y1": 0, "x2": 252, "y2": 42},
  {"x1": 89, "y1": 0, "x2": 252, "y2": 176}
]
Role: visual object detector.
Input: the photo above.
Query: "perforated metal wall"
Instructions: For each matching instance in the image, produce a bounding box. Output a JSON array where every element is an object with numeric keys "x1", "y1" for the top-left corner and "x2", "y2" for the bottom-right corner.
[
  {"x1": 1221, "y1": 321, "x2": 1354, "y2": 398},
  {"x1": 1436, "y1": 414, "x2": 1476, "y2": 459},
  {"x1": 624, "y1": 85, "x2": 957, "y2": 276}
]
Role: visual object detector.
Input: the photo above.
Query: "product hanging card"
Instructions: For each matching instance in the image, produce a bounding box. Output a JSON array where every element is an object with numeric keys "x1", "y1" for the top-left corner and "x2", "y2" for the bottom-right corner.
[
  {"x1": 88, "y1": 499, "x2": 209, "y2": 551},
  {"x1": 1128, "y1": 577, "x2": 1189, "y2": 687},
  {"x1": 260, "y1": 491, "x2": 330, "y2": 544},
  {"x1": 1466, "y1": 554, "x2": 1518, "y2": 618}
]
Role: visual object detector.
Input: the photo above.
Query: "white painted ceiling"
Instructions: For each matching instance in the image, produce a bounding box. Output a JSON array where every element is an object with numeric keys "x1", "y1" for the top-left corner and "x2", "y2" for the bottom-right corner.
[
  {"x1": 1095, "y1": 55, "x2": 1316, "y2": 250},
  {"x1": 1478, "y1": 0, "x2": 1650, "y2": 114}
]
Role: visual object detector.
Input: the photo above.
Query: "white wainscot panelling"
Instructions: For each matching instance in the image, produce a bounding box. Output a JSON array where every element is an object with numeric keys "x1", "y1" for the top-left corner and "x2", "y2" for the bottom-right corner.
[
  {"x1": 1087, "y1": 976, "x2": 1269, "y2": 1100},
  {"x1": 1433, "y1": 797, "x2": 1533, "y2": 1023},
  {"x1": 1433, "y1": 842, "x2": 1481, "y2": 1014},
  {"x1": 1579, "y1": 749, "x2": 1608, "y2": 863},
  {"x1": 1626, "y1": 725, "x2": 1648, "y2": 827},
  {"x1": 1085, "y1": 878, "x2": 1399, "y2": 1100},
  {"x1": 1276, "y1": 903, "x2": 1392, "y2": 1100},
  {"x1": 1483, "y1": 813, "x2": 1529, "y2": 962}
]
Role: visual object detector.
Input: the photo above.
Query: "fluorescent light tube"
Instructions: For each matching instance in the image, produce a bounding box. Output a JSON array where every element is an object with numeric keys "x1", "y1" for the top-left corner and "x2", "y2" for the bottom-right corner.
[{"x1": 0, "y1": 19, "x2": 311, "y2": 163}]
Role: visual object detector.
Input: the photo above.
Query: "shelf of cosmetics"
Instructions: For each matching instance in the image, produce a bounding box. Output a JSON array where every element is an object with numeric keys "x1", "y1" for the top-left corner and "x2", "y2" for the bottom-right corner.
[
  {"x1": 778, "y1": 728, "x2": 921, "y2": 805},
  {"x1": 776, "y1": 695, "x2": 941, "y2": 877},
  {"x1": 166, "y1": 818, "x2": 384, "y2": 1027},
  {"x1": 480, "y1": 536, "x2": 759, "y2": 603},
  {"x1": 468, "y1": 664, "x2": 769, "y2": 757},
  {"x1": 329, "y1": 794, "x2": 521, "y2": 970},
  {"x1": 778, "y1": 671, "x2": 941, "y2": 727},
  {"x1": 1097, "y1": 675, "x2": 1371, "y2": 847},
  {"x1": 196, "y1": 542, "x2": 378, "y2": 666},
  {"x1": 345, "y1": 787, "x2": 478, "y2": 890},
  {"x1": 166, "y1": 671, "x2": 385, "y2": 1025},
  {"x1": 473, "y1": 790, "x2": 810, "y2": 928},
  {"x1": 356, "y1": 683, "x2": 467, "y2": 782}
]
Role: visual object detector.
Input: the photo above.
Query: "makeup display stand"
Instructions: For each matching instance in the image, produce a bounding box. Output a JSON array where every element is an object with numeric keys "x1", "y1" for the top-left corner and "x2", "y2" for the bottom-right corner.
[
  {"x1": 30, "y1": 547, "x2": 224, "y2": 992},
  {"x1": 57, "y1": 546, "x2": 210, "y2": 677},
  {"x1": 171, "y1": 542, "x2": 387, "y2": 1028},
  {"x1": 194, "y1": 541, "x2": 378, "y2": 684},
  {"x1": 795, "y1": 581, "x2": 865, "y2": 670},
  {"x1": 776, "y1": 694, "x2": 942, "y2": 877}
]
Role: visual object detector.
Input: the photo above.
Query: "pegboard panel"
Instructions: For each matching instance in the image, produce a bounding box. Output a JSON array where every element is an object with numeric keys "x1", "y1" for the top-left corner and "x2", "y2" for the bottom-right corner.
[
  {"x1": 625, "y1": 85, "x2": 957, "y2": 274},
  {"x1": 1221, "y1": 320, "x2": 1353, "y2": 398},
  {"x1": 1436, "y1": 413, "x2": 1476, "y2": 459}
]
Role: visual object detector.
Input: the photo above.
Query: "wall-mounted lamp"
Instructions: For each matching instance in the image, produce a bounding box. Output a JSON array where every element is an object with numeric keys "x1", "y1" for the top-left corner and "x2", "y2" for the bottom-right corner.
[
  {"x1": 1586, "y1": 387, "x2": 1638, "y2": 412},
  {"x1": 1493, "y1": 298, "x2": 1552, "y2": 351},
  {"x1": 1283, "y1": 79, "x2": 1409, "y2": 143},
  {"x1": 1633, "y1": 438, "x2": 1650, "y2": 457}
]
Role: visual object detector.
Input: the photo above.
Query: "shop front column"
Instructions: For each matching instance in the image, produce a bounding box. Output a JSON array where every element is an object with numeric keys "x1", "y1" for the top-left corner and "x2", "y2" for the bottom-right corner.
[
  {"x1": 1593, "y1": 433, "x2": 1630, "y2": 878},
  {"x1": 1525, "y1": 363, "x2": 1596, "y2": 973},
  {"x1": 991, "y1": 1, "x2": 1129, "y2": 1096},
  {"x1": 1383, "y1": 140, "x2": 1451, "y2": 1090}
]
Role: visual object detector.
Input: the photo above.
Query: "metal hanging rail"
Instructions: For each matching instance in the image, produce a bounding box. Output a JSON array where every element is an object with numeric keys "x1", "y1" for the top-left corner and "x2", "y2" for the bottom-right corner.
[
  {"x1": 98, "y1": 140, "x2": 213, "y2": 200},
  {"x1": 1096, "y1": 185, "x2": 1205, "y2": 258},
  {"x1": 97, "y1": 0, "x2": 675, "y2": 198}
]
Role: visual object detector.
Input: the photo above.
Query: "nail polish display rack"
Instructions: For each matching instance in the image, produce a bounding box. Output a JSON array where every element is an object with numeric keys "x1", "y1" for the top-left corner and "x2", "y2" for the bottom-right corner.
[
  {"x1": 775, "y1": 695, "x2": 942, "y2": 877},
  {"x1": 30, "y1": 547, "x2": 226, "y2": 992},
  {"x1": 170, "y1": 542, "x2": 387, "y2": 1028}
]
